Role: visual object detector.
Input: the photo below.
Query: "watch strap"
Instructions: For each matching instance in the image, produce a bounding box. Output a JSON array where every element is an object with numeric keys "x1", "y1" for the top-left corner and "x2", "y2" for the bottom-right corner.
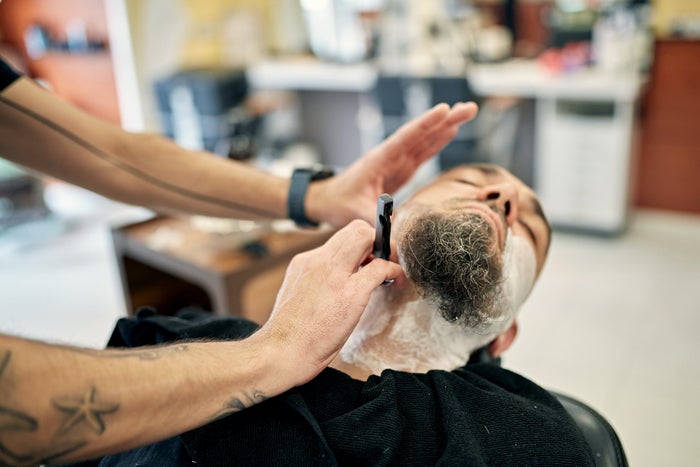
[{"x1": 288, "y1": 168, "x2": 334, "y2": 227}]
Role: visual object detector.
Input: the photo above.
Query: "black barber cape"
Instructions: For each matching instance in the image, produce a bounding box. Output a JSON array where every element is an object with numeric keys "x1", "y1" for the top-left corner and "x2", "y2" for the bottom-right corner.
[{"x1": 89, "y1": 309, "x2": 594, "y2": 467}]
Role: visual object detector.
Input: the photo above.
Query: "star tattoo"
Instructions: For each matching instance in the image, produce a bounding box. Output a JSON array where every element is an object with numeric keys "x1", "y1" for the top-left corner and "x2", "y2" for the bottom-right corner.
[{"x1": 53, "y1": 387, "x2": 119, "y2": 435}]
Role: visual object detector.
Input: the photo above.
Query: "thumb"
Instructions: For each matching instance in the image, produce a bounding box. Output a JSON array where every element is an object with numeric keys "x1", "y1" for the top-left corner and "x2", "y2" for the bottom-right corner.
[{"x1": 354, "y1": 258, "x2": 406, "y2": 290}]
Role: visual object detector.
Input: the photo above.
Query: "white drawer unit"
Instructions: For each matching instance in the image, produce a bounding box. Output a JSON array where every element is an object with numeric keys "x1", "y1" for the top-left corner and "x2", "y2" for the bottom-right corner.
[{"x1": 535, "y1": 97, "x2": 637, "y2": 233}]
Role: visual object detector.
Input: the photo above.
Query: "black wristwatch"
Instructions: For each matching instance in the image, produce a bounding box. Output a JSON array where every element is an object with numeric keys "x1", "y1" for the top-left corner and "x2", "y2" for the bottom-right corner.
[{"x1": 288, "y1": 167, "x2": 334, "y2": 227}]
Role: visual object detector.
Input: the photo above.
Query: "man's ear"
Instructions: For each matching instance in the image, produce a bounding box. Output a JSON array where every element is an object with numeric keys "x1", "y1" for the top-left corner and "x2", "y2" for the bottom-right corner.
[{"x1": 488, "y1": 321, "x2": 518, "y2": 357}]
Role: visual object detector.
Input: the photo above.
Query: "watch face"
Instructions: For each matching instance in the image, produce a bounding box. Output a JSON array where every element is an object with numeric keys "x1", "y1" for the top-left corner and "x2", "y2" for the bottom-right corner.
[{"x1": 310, "y1": 168, "x2": 334, "y2": 181}]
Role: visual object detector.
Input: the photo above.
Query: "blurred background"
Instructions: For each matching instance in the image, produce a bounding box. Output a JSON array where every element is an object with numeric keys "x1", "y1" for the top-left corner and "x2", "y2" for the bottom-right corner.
[{"x1": 0, "y1": 1, "x2": 699, "y2": 465}]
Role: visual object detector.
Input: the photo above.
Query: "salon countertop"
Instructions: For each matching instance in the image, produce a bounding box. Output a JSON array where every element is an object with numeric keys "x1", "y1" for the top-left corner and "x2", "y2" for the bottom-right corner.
[{"x1": 247, "y1": 57, "x2": 647, "y2": 101}]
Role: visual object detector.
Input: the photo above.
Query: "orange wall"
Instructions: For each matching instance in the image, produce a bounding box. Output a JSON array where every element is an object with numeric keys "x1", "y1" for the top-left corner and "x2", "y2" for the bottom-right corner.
[
  {"x1": 0, "y1": 0, "x2": 120, "y2": 123},
  {"x1": 636, "y1": 39, "x2": 700, "y2": 214}
]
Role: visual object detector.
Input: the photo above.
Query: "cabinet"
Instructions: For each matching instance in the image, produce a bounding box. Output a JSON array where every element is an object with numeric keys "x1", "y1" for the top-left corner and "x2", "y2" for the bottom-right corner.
[
  {"x1": 469, "y1": 60, "x2": 644, "y2": 233},
  {"x1": 111, "y1": 216, "x2": 333, "y2": 322},
  {"x1": 535, "y1": 97, "x2": 638, "y2": 233}
]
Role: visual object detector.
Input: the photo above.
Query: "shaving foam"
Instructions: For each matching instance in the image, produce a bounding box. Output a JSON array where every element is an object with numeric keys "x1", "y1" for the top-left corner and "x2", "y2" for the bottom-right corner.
[{"x1": 340, "y1": 229, "x2": 537, "y2": 374}]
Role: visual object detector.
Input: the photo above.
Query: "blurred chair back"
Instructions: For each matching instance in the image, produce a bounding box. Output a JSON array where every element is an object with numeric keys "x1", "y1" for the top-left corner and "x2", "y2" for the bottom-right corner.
[
  {"x1": 468, "y1": 347, "x2": 628, "y2": 467},
  {"x1": 552, "y1": 391, "x2": 629, "y2": 467}
]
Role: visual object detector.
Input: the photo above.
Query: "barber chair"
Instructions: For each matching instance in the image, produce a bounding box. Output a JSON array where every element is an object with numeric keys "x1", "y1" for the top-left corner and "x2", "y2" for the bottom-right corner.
[
  {"x1": 468, "y1": 348, "x2": 629, "y2": 467},
  {"x1": 550, "y1": 391, "x2": 629, "y2": 467}
]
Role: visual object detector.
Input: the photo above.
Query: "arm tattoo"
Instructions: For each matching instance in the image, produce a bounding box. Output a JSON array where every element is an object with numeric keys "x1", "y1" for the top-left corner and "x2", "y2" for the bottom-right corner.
[
  {"x1": 0, "y1": 407, "x2": 37, "y2": 432},
  {"x1": 211, "y1": 390, "x2": 268, "y2": 422},
  {"x1": 0, "y1": 341, "x2": 190, "y2": 463},
  {"x1": 0, "y1": 351, "x2": 9, "y2": 375},
  {"x1": 0, "y1": 351, "x2": 38, "y2": 466},
  {"x1": 0, "y1": 350, "x2": 88, "y2": 466},
  {"x1": 53, "y1": 386, "x2": 119, "y2": 435},
  {"x1": 0, "y1": 94, "x2": 277, "y2": 218},
  {"x1": 70, "y1": 344, "x2": 189, "y2": 361},
  {"x1": 36, "y1": 440, "x2": 89, "y2": 465}
]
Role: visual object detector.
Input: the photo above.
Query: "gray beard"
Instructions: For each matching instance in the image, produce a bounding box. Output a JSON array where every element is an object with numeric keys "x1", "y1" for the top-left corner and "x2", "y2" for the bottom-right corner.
[{"x1": 398, "y1": 209, "x2": 505, "y2": 333}]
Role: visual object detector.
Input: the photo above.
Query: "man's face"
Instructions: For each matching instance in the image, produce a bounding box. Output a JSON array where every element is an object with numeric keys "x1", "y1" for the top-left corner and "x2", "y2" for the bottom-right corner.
[
  {"x1": 398, "y1": 164, "x2": 550, "y2": 275},
  {"x1": 393, "y1": 164, "x2": 550, "y2": 331}
]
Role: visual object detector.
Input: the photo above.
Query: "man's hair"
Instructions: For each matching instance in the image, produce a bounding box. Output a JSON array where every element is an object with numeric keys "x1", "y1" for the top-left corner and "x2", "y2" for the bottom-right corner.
[{"x1": 399, "y1": 209, "x2": 505, "y2": 333}]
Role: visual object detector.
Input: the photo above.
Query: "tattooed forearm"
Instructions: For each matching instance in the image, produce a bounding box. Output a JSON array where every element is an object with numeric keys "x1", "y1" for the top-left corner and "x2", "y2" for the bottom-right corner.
[
  {"x1": 0, "y1": 444, "x2": 33, "y2": 466},
  {"x1": 0, "y1": 407, "x2": 37, "y2": 432},
  {"x1": 1, "y1": 436, "x2": 87, "y2": 467},
  {"x1": 0, "y1": 350, "x2": 39, "y2": 465},
  {"x1": 0, "y1": 95, "x2": 277, "y2": 218},
  {"x1": 211, "y1": 390, "x2": 268, "y2": 422},
  {"x1": 0, "y1": 351, "x2": 87, "y2": 466},
  {"x1": 36, "y1": 439, "x2": 88, "y2": 465},
  {"x1": 0, "y1": 351, "x2": 9, "y2": 376},
  {"x1": 0, "y1": 350, "x2": 31, "y2": 467}
]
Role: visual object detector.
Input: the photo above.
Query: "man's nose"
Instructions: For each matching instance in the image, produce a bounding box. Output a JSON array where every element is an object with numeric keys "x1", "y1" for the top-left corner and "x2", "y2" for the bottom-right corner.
[{"x1": 476, "y1": 183, "x2": 519, "y2": 227}]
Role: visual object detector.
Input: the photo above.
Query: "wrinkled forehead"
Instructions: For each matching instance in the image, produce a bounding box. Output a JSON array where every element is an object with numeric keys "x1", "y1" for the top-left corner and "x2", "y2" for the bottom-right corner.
[
  {"x1": 441, "y1": 164, "x2": 524, "y2": 185},
  {"x1": 434, "y1": 164, "x2": 535, "y2": 197},
  {"x1": 406, "y1": 165, "x2": 512, "y2": 201}
]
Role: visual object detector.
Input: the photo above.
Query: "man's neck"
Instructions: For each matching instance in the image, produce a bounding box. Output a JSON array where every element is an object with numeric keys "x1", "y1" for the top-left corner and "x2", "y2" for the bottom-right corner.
[
  {"x1": 330, "y1": 355, "x2": 372, "y2": 380},
  {"x1": 333, "y1": 282, "x2": 493, "y2": 380},
  {"x1": 330, "y1": 282, "x2": 418, "y2": 380}
]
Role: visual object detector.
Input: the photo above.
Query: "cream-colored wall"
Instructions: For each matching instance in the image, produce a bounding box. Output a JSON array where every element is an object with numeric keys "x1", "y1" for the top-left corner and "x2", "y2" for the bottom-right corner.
[
  {"x1": 179, "y1": 0, "x2": 272, "y2": 66},
  {"x1": 652, "y1": 0, "x2": 700, "y2": 37},
  {"x1": 119, "y1": 0, "x2": 186, "y2": 131},
  {"x1": 115, "y1": 0, "x2": 302, "y2": 131}
]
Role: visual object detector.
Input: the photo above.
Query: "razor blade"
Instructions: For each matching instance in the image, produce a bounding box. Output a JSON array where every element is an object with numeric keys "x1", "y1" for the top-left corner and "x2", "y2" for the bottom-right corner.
[{"x1": 373, "y1": 193, "x2": 393, "y2": 260}]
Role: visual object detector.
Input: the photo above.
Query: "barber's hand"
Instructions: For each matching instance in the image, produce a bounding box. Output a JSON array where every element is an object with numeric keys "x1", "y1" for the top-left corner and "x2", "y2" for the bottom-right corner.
[
  {"x1": 256, "y1": 220, "x2": 404, "y2": 386},
  {"x1": 306, "y1": 102, "x2": 478, "y2": 227}
]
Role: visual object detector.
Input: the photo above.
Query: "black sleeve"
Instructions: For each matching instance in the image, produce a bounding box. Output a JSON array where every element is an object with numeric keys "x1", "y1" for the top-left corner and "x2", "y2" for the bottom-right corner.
[{"x1": 0, "y1": 57, "x2": 21, "y2": 92}]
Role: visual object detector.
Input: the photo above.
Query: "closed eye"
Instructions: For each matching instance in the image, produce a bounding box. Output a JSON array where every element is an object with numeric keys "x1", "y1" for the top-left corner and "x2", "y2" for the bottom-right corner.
[{"x1": 518, "y1": 219, "x2": 537, "y2": 249}]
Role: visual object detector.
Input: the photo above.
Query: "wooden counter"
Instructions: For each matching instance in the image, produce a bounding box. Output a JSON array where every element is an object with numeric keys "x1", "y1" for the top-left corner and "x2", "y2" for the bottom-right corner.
[{"x1": 111, "y1": 216, "x2": 334, "y2": 324}]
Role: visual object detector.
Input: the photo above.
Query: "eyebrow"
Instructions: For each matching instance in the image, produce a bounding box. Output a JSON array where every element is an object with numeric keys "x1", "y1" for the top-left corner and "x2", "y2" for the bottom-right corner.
[{"x1": 453, "y1": 165, "x2": 500, "y2": 185}]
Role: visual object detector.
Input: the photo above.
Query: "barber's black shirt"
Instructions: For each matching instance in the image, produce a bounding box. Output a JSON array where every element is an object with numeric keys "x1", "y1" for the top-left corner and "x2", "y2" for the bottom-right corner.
[
  {"x1": 0, "y1": 57, "x2": 20, "y2": 92},
  {"x1": 89, "y1": 309, "x2": 595, "y2": 467}
]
